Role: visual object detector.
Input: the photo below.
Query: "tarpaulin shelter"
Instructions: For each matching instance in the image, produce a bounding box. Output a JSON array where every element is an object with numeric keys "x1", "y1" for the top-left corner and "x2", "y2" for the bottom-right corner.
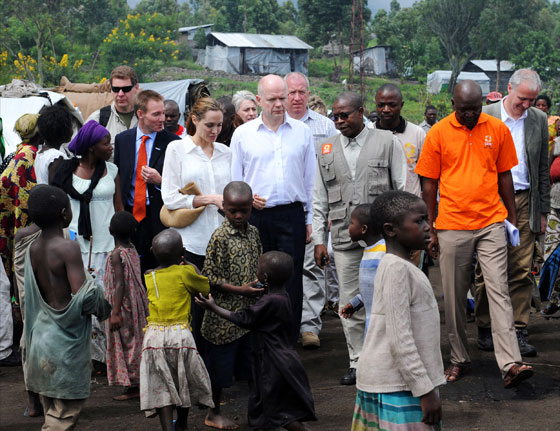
[
  {"x1": 201, "y1": 32, "x2": 313, "y2": 75},
  {"x1": 427, "y1": 71, "x2": 491, "y2": 96},
  {"x1": 0, "y1": 81, "x2": 83, "y2": 156},
  {"x1": 57, "y1": 77, "x2": 209, "y2": 125}
]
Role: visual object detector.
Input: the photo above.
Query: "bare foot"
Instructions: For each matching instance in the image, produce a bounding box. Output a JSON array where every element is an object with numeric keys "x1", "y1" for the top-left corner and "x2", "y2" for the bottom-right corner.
[
  {"x1": 205, "y1": 411, "x2": 239, "y2": 430},
  {"x1": 113, "y1": 387, "x2": 140, "y2": 401}
]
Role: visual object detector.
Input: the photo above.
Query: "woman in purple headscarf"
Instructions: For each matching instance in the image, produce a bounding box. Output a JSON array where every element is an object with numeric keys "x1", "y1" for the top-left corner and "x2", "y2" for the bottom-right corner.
[{"x1": 53, "y1": 120, "x2": 123, "y2": 367}]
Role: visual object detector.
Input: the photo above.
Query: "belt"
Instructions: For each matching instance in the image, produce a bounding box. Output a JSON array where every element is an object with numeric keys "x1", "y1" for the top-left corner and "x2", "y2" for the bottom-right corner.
[{"x1": 514, "y1": 189, "x2": 529, "y2": 194}]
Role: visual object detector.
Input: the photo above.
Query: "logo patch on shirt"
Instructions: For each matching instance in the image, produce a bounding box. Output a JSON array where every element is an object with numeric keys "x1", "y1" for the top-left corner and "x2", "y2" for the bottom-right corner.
[
  {"x1": 484, "y1": 135, "x2": 493, "y2": 148},
  {"x1": 322, "y1": 143, "x2": 332, "y2": 154}
]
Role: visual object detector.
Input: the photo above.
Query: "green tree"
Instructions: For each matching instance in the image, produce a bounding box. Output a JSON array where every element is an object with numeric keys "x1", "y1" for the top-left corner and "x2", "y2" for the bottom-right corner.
[
  {"x1": 474, "y1": 0, "x2": 546, "y2": 91},
  {"x1": 423, "y1": 0, "x2": 485, "y2": 93},
  {"x1": 99, "y1": 13, "x2": 180, "y2": 80}
]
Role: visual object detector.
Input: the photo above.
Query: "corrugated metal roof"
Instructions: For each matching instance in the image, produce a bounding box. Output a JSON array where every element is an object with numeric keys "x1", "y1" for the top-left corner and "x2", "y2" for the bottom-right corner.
[
  {"x1": 470, "y1": 60, "x2": 514, "y2": 72},
  {"x1": 179, "y1": 24, "x2": 214, "y2": 33},
  {"x1": 210, "y1": 32, "x2": 312, "y2": 50}
]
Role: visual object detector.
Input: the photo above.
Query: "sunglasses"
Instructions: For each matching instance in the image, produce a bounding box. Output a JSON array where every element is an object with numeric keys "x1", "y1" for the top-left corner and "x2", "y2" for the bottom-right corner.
[
  {"x1": 111, "y1": 85, "x2": 134, "y2": 93},
  {"x1": 332, "y1": 109, "x2": 357, "y2": 121}
]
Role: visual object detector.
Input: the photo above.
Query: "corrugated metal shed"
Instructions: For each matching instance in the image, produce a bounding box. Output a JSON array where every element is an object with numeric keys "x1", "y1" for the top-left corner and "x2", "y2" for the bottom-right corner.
[
  {"x1": 179, "y1": 24, "x2": 214, "y2": 33},
  {"x1": 470, "y1": 60, "x2": 514, "y2": 72},
  {"x1": 209, "y1": 32, "x2": 313, "y2": 50}
]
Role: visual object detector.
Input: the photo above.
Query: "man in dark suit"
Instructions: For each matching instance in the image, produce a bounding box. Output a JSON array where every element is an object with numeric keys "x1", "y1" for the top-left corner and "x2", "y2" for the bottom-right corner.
[
  {"x1": 475, "y1": 69, "x2": 550, "y2": 357},
  {"x1": 114, "y1": 89, "x2": 181, "y2": 273}
]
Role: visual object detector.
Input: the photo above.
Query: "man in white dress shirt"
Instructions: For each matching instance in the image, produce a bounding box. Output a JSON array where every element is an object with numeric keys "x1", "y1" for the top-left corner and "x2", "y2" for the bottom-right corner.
[
  {"x1": 284, "y1": 72, "x2": 338, "y2": 350},
  {"x1": 230, "y1": 74, "x2": 316, "y2": 345}
]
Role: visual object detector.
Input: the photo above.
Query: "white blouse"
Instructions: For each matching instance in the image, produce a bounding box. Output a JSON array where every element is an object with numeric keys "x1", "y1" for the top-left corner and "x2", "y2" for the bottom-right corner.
[{"x1": 161, "y1": 136, "x2": 232, "y2": 255}]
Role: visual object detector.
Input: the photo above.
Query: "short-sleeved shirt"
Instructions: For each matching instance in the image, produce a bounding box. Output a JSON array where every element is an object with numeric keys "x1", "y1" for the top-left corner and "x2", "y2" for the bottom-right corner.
[
  {"x1": 201, "y1": 219, "x2": 263, "y2": 345},
  {"x1": 415, "y1": 112, "x2": 518, "y2": 231}
]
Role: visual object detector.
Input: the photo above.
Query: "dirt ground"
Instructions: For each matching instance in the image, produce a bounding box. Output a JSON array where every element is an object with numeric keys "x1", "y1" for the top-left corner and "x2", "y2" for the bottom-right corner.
[{"x1": 1, "y1": 265, "x2": 560, "y2": 431}]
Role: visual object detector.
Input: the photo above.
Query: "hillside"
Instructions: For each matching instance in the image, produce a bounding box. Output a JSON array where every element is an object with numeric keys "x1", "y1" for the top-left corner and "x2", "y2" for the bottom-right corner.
[{"x1": 149, "y1": 62, "x2": 453, "y2": 124}]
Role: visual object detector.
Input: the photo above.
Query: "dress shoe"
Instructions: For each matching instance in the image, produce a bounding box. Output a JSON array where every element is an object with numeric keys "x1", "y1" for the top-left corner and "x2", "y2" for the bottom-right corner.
[
  {"x1": 301, "y1": 332, "x2": 320, "y2": 349},
  {"x1": 517, "y1": 330, "x2": 537, "y2": 357},
  {"x1": 477, "y1": 327, "x2": 494, "y2": 351},
  {"x1": 340, "y1": 368, "x2": 356, "y2": 385}
]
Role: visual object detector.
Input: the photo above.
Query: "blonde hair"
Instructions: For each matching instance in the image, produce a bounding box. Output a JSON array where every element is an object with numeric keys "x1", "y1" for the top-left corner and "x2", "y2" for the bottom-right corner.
[
  {"x1": 134, "y1": 90, "x2": 164, "y2": 113},
  {"x1": 186, "y1": 97, "x2": 223, "y2": 136}
]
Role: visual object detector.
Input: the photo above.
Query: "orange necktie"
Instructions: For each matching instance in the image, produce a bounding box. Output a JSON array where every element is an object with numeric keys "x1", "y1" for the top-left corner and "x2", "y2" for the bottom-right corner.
[{"x1": 133, "y1": 135, "x2": 148, "y2": 222}]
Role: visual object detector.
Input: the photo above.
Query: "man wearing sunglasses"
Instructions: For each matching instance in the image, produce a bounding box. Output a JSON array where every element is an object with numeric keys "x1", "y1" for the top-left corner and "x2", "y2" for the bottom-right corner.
[
  {"x1": 87, "y1": 65, "x2": 139, "y2": 161},
  {"x1": 312, "y1": 91, "x2": 407, "y2": 385}
]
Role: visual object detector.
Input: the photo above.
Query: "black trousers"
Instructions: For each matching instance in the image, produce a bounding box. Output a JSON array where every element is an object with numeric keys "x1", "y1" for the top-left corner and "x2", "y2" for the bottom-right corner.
[
  {"x1": 125, "y1": 204, "x2": 160, "y2": 275},
  {"x1": 249, "y1": 202, "x2": 306, "y2": 345}
]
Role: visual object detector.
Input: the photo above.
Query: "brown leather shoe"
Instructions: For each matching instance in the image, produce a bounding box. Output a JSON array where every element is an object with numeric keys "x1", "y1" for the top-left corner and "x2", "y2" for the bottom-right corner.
[{"x1": 301, "y1": 332, "x2": 320, "y2": 349}]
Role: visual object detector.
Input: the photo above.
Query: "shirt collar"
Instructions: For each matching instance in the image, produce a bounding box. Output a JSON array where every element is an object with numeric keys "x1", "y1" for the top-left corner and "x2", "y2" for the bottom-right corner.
[
  {"x1": 374, "y1": 116, "x2": 407, "y2": 133},
  {"x1": 448, "y1": 111, "x2": 488, "y2": 129},
  {"x1": 342, "y1": 124, "x2": 368, "y2": 147},
  {"x1": 256, "y1": 113, "x2": 292, "y2": 132},
  {"x1": 223, "y1": 218, "x2": 249, "y2": 237},
  {"x1": 136, "y1": 127, "x2": 157, "y2": 142},
  {"x1": 500, "y1": 97, "x2": 528, "y2": 123}
]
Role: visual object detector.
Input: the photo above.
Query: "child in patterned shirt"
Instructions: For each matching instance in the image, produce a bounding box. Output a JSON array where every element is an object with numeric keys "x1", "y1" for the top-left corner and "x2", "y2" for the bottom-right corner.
[{"x1": 200, "y1": 181, "x2": 263, "y2": 430}]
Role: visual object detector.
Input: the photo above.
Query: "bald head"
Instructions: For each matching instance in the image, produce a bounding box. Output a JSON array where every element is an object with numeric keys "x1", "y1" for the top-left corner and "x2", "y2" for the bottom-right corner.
[
  {"x1": 257, "y1": 74, "x2": 287, "y2": 125},
  {"x1": 335, "y1": 92, "x2": 363, "y2": 110},
  {"x1": 453, "y1": 80, "x2": 482, "y2": 102},
  {"x1": 258, "y1": 74, "x2": 287, "y2": 97},
  {"x1": 452, "y1": 80, "x2": 482, "y2": 130}
]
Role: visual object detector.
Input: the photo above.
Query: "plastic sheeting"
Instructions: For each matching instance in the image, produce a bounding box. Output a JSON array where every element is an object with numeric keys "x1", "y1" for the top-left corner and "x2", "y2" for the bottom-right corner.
[
  {"x1": 202, "y1": 46, "x2": 308, "y2": 75},
  {"x1": 139, "y1": 79, "x2": 204, "y2": 124},
  {"x1": 427, "y1": 71, "x2": 490, "y2": 96},
  {"x1": 353, "y1": 47, "x2": 395, "y2": 75},
  {"x1": 0, "y1": 91, "x2": 83, "y2": 156}
]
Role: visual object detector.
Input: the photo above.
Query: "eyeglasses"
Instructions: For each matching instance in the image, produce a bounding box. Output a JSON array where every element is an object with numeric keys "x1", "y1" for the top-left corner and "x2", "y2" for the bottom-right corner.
[
  {"x1": 111, "y1": 85, "x2": 134, "y2": 93},
  {"x1": 332, "y1": 109, "x2": 357, "y2": 121}
]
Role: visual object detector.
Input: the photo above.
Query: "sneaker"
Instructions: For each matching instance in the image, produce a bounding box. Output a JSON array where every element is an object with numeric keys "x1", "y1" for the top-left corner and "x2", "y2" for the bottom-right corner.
[
  {"x1": 477, "y1": 327, "x2": 494, "y2": 351},
  {"x1": 301, "y1": 332, "x2": 320, "y2": 349},
  {"x1": 517, "y1": 330, "x2": 537, "y2": 357}
]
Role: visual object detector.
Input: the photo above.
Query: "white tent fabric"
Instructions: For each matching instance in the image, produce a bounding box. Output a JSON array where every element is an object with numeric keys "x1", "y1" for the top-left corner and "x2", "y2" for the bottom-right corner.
[
  {"x1": 139, "y1": 79, "x2": 204, "y2": 124},
  {"x1": 427, "y1": 71, "x2": 490, "y2": 95},
  {"x1": 1, "y1": 91, "x2": 83, "y2": 156}
]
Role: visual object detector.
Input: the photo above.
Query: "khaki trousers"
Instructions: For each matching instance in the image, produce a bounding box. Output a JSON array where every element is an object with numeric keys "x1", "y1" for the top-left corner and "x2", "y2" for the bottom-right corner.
[
  {"x1": 476, "y1": 191, "x2": 536, "y2": 329},
  {"x1": 439, "y1": 223, "x2": 521, "y2": 375},
  {"x1": 333, "y1": 247, "x2": 365, "y2": 368},
  {"x1": 40, "y1": 396, "x2": 86, "y2": 431}
]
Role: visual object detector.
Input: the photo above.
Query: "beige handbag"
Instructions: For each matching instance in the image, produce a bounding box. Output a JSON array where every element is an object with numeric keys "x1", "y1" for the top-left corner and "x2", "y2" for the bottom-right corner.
[{"x1": 160, "y1": 182, "x2": 206, "y2": 228}]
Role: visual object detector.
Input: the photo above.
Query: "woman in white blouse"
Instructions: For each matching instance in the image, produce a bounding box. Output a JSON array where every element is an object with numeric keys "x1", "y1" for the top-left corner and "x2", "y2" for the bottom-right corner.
[{"x1": 161, "y1": 97, "x2": 230, "y2": 269}]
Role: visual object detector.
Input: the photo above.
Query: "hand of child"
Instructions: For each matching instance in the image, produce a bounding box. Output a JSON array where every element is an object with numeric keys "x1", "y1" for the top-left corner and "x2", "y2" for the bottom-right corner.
[
  {"x1": 195, "y1": 293, "x2": 215, "y2": 309},
  {"x1": 420, "y1": 389, "x2": 442, "y2": 425},
  {"x1": 238, "y1": 280, "x2": 264, "y2": 297},
  {"x1": 339, "y1": 303, "x2": 355, "y2": 319},
  {"x1": 109, "y1": 314, "x2": 121, "y2": 331}
]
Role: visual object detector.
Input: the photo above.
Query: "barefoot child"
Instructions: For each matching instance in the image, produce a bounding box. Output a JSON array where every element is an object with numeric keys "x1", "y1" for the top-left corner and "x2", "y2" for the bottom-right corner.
[
  {"x1": 197, "y1": 251, "x2": 316, "y2": 431},
  {"x1": 141, "y1": 229, "x2": 214, "y2": 431},
  {"x1": 340, "y1": 204, "x2": 386, "y2": 333},
  {"x1": 352, "y1": 191, "x2": 445, "y2": 431},
  {"x1": 24, "y1": 185, "x2": 111, "y2": 429},
  {"x1": 200, "y1": 181, "x2": 264, "y2": 430},
  {"x1": 104, "y1": 211, "x2": 149, "y2": 400}
]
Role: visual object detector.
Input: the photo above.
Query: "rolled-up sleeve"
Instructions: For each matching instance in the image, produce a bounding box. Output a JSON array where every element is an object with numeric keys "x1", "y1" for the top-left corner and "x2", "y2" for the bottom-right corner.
[
  {"x1": 311, "y1": 159, "x2": 329, "y2": 245},
  {"x1": 303, "y1": 127, "x2": 316, "y2": 225},
  {"x1": 230, "y1": 129, "x2": 244, "y2": 182},
  {"x1": 161, "y1": 141, "x2": 195, "y2": 210}
]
